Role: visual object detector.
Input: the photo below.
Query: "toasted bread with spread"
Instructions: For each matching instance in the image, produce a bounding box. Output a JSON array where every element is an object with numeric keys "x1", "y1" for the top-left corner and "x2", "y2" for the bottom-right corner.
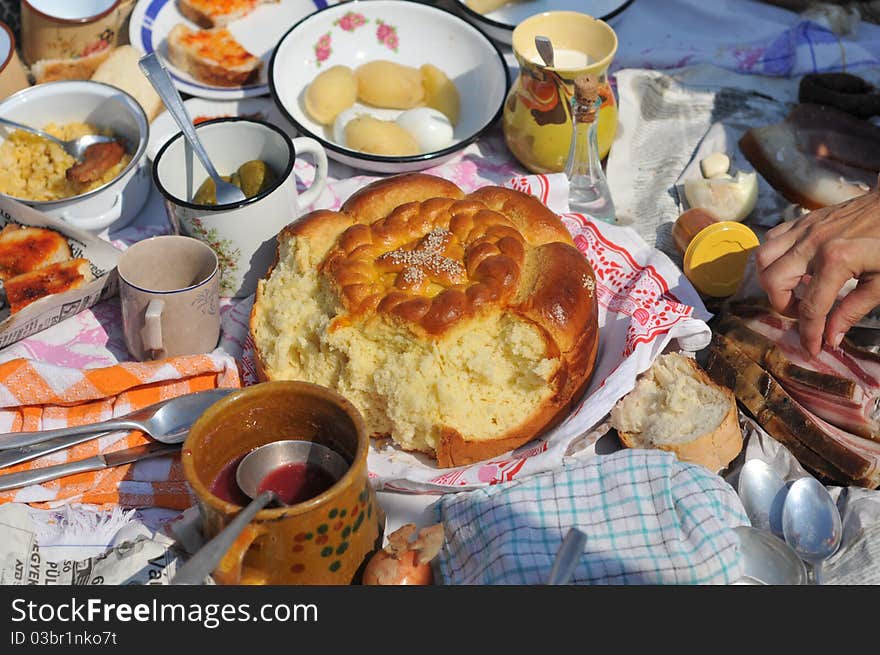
[
  {"x1": 167, "y1": 23, "x2": 262, "y2": 87},
  {"x1": 0, "y1": 225, "x2": 72, "y2": 282},
  {"x1": 5, "y1": 258, "x2": 93, "y2": 314},
  {"x1": 178, "y1": 0, "x2": 279, "y2": 28}
]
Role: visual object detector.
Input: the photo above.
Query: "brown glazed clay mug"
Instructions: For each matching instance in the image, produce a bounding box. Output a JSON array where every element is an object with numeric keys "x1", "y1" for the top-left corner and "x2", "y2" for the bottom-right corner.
[
  {"x1": 117, "y1": 235, "x2": 220, "y2": 361},
  {"x1": 181, "y1": 381, "x2": 384, "y2": 585}
]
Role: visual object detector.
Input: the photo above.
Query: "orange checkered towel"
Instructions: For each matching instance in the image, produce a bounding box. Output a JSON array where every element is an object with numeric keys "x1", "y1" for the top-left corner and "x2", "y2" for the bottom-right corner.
[{"x1": 0, "y1": 352, "x2": 241, "y2": 510}]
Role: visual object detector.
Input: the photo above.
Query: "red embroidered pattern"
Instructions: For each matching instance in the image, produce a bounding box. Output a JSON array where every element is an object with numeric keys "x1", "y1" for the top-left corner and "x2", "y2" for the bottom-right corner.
[{"x1": 567, "y1": 215, "x2": 693, "y2": 356}]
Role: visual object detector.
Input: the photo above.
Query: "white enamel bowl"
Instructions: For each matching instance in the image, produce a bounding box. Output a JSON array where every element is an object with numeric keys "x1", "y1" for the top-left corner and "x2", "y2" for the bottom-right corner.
[
  {"x1": 0, "y1": 80, "x2": 150, "y2": 234},
  {"x1": 269, "y1": 0, "x2": 509, "y2": 174}
]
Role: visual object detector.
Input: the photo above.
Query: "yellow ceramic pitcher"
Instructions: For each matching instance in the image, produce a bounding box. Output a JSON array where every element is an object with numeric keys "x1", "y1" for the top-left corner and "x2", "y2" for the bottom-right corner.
[{"x1": 503, "y1": 11, "x2": 618, "y2": 174}]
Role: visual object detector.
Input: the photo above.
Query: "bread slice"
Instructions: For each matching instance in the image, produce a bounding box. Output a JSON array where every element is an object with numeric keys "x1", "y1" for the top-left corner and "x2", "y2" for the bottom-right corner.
[
  {"x1": 0, "y1": 226, "x2": 71, "y2": 282},
  {"x1": 178, "y1": 0, "x2": 278, "y2": 28},
  {"x1": 30, "y1": 47, "x2": 113, "y2": 84},
  {"x1": 610, "y1": 352, "x2": 744, "y2": 472},
  {"x1": 5, "y1": 258, "x2": 93, "y2": 314},
  {"x1": 90, "y1": 45, "x2": 164, "y2": 121},
  {"x1": 166, "y1": 23, "x2": 262, "y2": 87}
]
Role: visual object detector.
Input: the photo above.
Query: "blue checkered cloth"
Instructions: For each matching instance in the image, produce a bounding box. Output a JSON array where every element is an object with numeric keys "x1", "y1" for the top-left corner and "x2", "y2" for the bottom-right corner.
[{"x1": 433, "y1": 449, "x2": 749, "y2": 585}]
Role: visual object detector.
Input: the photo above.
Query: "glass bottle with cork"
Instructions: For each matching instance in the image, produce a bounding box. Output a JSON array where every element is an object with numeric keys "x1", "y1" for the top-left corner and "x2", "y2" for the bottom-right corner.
[{"x1": 564, "y1": 73, "x2": 616, "y2": 224}]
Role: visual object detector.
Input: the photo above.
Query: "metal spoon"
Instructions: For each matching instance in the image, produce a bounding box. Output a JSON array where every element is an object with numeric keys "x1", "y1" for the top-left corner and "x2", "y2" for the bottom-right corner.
[
  {"x1": 0, "y1": 116, "x2": 118, "y2": 161},
  {"x1": 535, "y1": 35, "x2": 555, "y2": 68},
  {"x1": 737, "y1": 459, "x2": 788, "y2": 537},
  {"x1": 138, "y1": 53, "x2": 246, "y2": 206},
  {"x1": 171, "y1": 440, "x2": 349, "y2": 585},
  {"x1": 547, "y1": 527, "x2": 587, "y2": 584},
  {"x1": 782, "y1": 476, "x2": 843, "y2": 585},
  {"x1": 732, "y1": 526, "x2": 807, "y2": 585},
  {"x1": 0, "y1": 389, "x2": 236, "y2": 458},
  {"x1": 171, "y1": 490, "x2": 276, "y2": 585}
]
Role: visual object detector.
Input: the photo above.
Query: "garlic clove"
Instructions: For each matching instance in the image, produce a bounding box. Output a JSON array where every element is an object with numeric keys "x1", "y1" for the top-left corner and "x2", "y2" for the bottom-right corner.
[{"x1": 700, "y1": 152, "x2": 731, "y2": 179}]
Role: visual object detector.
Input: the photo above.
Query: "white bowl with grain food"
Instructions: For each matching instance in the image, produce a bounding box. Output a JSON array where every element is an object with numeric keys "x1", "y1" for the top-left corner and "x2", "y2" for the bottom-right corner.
[{"x1": 0, "y1": 80, "x2": 150, "y2": 234}]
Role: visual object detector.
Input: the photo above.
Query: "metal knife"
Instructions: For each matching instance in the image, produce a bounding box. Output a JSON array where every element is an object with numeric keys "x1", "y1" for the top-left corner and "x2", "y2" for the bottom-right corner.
[
  {"x1": 0, "y1": 442, "x2": 180, "y2": 492},
  {"x1": 0, "y1": 431, "x2": 118, "y2": 470}
]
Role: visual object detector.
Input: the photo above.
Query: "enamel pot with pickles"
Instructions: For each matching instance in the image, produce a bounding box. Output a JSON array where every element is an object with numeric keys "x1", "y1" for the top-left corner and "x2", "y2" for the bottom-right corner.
[
  {"x1": 503, "y1": 11, "x2": 618, "y2": 174},
  {"x1": 152, "y1": 117, "x2": 328, "y2": 298}
]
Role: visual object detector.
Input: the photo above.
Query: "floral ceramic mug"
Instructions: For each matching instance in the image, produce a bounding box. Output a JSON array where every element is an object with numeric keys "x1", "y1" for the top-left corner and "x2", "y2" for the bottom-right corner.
[
  {"x1": 19, "y1": 0, "x2": 132, "y2": 71},
  {"x1": 152, "y1": 117, "x2": 329, "y2": 298}
]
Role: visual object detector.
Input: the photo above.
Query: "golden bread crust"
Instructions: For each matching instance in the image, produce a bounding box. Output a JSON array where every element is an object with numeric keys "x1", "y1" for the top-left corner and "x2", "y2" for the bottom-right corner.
[
  {"x1": 615, "y1": 356, "x2": 743, "y2": 472},
  {"x1": 617, "y1": 394, "x2": 742, "y2": 472},
  {"x1": 31, "y1": 48, "x2": 112, "y2": 83},
  {"x1": 250, "y1": 173, "x2": 599, "y2": 466}
]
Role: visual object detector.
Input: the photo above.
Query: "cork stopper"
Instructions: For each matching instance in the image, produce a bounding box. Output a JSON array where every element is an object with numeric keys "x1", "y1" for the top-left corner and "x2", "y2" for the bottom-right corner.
[{"x1": 573, "y1": 74, "x2": 600, "y2": 123}]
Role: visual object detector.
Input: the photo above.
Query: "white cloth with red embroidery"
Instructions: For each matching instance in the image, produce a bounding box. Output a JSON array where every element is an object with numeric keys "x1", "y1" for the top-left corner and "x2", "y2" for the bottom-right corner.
[{"x1": 244, "y1": 173, "x2": 712, "y2": 493}]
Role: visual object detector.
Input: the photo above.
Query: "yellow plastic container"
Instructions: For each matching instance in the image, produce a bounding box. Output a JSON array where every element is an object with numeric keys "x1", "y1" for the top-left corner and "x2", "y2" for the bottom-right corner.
[
  {"x1": 503, "y1": 11, "x2": 618, "y2": 174},
  {"x1": 683, "y1": 221, "x2": 760, "y2": 298}
]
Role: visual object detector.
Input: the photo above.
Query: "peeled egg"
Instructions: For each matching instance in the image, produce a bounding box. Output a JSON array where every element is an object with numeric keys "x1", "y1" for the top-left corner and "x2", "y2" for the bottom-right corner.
[
  {"x1": 332, "y1": 107, "x2": 363, "y2": 145},
  {"x1": 395, "y1": 107, "x2": 454, "y2": 153}
]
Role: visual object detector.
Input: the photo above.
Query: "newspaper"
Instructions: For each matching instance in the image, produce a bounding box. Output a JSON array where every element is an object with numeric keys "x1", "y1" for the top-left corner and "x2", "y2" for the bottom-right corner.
[
  {"x1": 606, "y1": 64, "x2": 806, "y2": 259},
  {"x1": 0, "y1": 503, "x2": 185, "y2": 585},
  {"x1": 0, "y1": 196, "x2": 122, "y2": 349}
]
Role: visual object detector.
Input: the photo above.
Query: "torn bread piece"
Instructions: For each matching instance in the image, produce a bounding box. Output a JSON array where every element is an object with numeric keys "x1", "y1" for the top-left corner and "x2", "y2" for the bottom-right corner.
[{"x1": 610, "y1": 352, "x2": 744, "y2": 472}]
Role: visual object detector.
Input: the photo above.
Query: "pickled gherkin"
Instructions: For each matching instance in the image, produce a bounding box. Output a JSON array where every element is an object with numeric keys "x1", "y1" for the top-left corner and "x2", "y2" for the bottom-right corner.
[
  {"x1": 237, "y1": 160, "x2": 276, "y2": 197},
  {"x1": 192, "y1": 160, "x2": 277, "y2": 205}
]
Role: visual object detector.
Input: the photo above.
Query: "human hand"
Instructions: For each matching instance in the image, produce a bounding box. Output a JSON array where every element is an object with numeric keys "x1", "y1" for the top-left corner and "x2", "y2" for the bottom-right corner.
[{"x1": 755, "y1": 190, "x2": 880, "y2": 357}]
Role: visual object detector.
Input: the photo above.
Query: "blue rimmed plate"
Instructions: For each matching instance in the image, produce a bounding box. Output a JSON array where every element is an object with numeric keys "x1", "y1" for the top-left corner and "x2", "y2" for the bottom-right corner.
[{"x1": 129, "y1": 0, "x2": 337, "y2": 99}]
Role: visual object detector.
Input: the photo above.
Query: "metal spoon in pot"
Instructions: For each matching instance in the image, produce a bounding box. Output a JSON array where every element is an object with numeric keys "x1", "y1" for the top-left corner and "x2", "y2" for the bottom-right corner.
[
  {"x1": 171, "y1": 440, "x2": 350, "y2": 585},
  {"x1": 782, "y1": 477, "x2": 842, "y2": 585},
  {"x1": 0, "y1": 116, "x2": 118, "y2": 161},
  {"x1": 138, "y1": 53, "x2": 246, "y2": 205}
]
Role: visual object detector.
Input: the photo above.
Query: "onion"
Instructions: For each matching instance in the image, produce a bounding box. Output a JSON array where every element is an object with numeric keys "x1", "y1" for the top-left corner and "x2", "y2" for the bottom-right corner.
[{"x1": 362, "y1": 523, "x2": 444, "y2": 585}]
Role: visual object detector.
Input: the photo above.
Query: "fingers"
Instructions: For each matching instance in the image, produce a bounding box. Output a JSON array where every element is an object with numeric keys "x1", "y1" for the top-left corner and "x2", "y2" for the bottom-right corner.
[
  {"x1": 825, "y1": 273, "x2": 880, "y2": 348},
  {"x1": 756, "y1": 237, "x2": 817, "y2": 317},
  {"x1": 756, "y1": 212, "x2": 831, "y2": 312},
  {"x1": 797, "y1": 240, "x2": 871, "y2": 356}
]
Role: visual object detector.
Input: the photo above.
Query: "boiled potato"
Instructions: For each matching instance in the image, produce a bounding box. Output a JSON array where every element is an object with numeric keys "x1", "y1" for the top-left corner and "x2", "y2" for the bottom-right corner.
[
  {"x1": 355, "y1": 61, "x2": 424, "y2": 109},
  {"x1": 420, "y1": 64, "x2": 460, "y2": 125},
  {"x1": 305, "y1": 65, "x2": 357, "y2": 125},
  {"x1": 344, "y1": 116, "x2": 420, "y2": 156}
]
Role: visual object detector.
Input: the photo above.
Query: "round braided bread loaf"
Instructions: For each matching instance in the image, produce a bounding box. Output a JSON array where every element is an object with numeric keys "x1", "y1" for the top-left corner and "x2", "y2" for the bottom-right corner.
[{"x1": 249, "y1": 173, "x2": 599, "y2": 467}]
